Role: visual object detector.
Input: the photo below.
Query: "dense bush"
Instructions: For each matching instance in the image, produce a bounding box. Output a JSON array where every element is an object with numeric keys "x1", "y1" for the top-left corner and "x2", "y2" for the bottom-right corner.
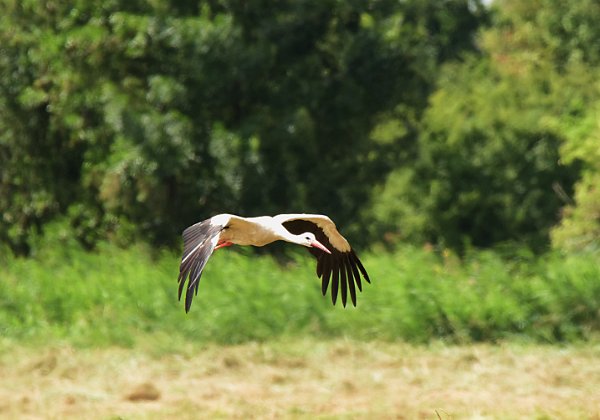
[{"x1": 1, "y1": 242, "x2": 599, "y2": 346}]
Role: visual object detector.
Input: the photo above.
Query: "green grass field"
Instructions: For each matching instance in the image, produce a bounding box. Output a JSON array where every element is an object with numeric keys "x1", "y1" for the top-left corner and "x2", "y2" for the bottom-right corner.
[{"x1": 1, "y1": 241, "x2": 599, "y2": 347}]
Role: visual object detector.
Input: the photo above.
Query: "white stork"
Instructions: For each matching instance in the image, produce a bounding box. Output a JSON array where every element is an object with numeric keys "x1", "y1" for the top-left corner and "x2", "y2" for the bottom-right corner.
[{"x1": 178, "y1": 213, "x2": 371, "y2": 312}]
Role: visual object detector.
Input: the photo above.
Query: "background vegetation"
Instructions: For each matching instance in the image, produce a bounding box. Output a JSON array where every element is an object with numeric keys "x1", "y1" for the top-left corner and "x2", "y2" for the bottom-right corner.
[
  {"x1": 1, "y1": 0, "x2": 599, "y2": 346},
  {"x1": 2, "y1": 238, "x2": 600, "y2": 346}
]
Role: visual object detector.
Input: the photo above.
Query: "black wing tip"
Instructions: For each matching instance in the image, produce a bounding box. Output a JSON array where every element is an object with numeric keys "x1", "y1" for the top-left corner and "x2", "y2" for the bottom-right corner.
[
  {"x1": 184, "y1": 281, "x2": 195, "y2": 313},
  {"x1": 178, "y1": 283, "x2": 185, "y2": 301},
  {"x1": 351, "y1": 251, "x2": 371, "y2": 284},
  {"x1": 177, "y1": 274, "x2": 193, "y2": 313},
  {"x1": 182, "y1": 271, "x2": 204, "y2": 313}
]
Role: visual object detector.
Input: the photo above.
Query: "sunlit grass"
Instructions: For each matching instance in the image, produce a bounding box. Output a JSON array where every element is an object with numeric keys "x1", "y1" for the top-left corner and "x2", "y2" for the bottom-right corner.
[
  {"x1": 1, "y1": 242, "x2": 599, "y2": 347},
  {"x1": 2, "y1": 338, "x2": 600, "y2": 419}
]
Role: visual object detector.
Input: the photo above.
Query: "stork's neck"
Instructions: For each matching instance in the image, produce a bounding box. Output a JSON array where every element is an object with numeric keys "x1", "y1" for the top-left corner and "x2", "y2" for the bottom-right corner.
[
  {"x1": 271, "y1": 223, "x2": 305, "y2": 245},
  {"x1": 234, "y1": 216, "x2": 306, "y2": 247}
]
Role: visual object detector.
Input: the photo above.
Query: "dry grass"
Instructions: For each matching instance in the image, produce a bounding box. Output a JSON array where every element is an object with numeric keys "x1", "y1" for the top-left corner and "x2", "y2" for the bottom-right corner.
[{"x1": 1, "y1": 339, "x2": 599, "y2": 419}]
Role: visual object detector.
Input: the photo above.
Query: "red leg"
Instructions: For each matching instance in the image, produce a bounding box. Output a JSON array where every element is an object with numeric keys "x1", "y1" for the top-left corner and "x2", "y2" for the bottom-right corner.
[{"x1": 215, "y1": 240, "x2": 234, "y2": 250}]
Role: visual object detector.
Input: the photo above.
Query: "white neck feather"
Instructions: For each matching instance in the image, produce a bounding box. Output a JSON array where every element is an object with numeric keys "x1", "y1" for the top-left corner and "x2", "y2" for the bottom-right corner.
[{"x1": 272, "y1": 224, "x2": 305, "y2": 245}]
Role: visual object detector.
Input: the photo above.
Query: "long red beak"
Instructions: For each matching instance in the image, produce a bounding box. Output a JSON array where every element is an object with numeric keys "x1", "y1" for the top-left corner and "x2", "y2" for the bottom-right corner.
[{"x1": 311, "y1": 240, "x2": 332, "y2": 254}]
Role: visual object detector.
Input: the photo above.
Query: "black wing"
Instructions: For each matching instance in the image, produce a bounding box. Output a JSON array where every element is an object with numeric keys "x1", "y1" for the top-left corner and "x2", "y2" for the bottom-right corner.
[
  {"x1": 281, "y1": 219, "x2": 370, "y2": 307},
  {"x1": 178, "y1": 219, "x2": 225, "y2": 312}
]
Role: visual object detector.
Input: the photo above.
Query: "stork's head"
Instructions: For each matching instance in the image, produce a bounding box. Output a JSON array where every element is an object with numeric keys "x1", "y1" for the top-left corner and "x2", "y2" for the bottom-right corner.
[{"x1": 299, "y1": 232, "x2": 332, "y2": 254}]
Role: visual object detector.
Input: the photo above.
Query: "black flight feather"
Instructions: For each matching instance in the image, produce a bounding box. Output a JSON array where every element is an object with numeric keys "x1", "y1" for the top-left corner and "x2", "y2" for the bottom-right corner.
[
  {"x1": 282, "y1": 219, "x2": 371, "y2": 307},
  {"x1": 339, "y1": 256, "x2": 347, "y2": 307},
  {"x1": 347, "y1": 254, "x2": 362, "y2": 292},
  {"x1": 345, "y1": 255, "x2": 357, "y2": 307},
  {"x1": 321, "y1": 256, "x2": 332, "y2": 296},
  {"x1": 331, "y1": 266, "x2": 339, "y2": 305}
]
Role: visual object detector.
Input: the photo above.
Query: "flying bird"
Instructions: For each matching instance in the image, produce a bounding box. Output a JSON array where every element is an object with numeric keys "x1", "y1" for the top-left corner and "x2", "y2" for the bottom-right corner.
[{"x1": 178, "y1": 213, "x2": 370, "y2": 312}]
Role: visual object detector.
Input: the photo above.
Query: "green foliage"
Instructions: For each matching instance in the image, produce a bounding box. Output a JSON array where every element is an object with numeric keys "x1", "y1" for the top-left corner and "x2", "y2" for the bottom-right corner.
[
  {"x1": 425, "y1": 60, "x2": 581, "y2": 250},
  {"x1": 369, "y1": 0, "x2": 600, "y2": 252},
  {"x1": 0, "y1": 0, "x2": 486, "y2": 254},
  {"x1": 489, "y1": 0, "x2": 600, "y2": 69},
  {"x1": 485, "y1": 0, "x2": 600, "y2": 251},
  {"x1": 2, "y1": 0, "x2": 598, "y2": 255},
  {"x1": 1, "y1": 242, "x2": 599, "y2": 346},
  {"x1": 549, "y1": 89, "x2": 600, "y2": 251},
  {"x1": 372, "y1": 57, "x2": 580, "y2": 251},
  {"x1": 552, "y1": 172, "x2": 600, "y2": 252}
]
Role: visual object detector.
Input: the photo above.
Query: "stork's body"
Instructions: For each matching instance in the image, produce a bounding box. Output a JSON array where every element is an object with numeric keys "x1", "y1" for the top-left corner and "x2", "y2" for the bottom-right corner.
[
  {"x1": 178, "y1": 213, "x2": 370, "y2": 312},
  {"x1": 216, "y1": 215, "x2": 304, "y2": 247}
]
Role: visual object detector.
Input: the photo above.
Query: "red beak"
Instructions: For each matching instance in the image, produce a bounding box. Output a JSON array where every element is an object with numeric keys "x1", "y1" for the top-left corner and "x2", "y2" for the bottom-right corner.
[{"x1": 311, "y1": 240, "x2": 332, "y2": 254}]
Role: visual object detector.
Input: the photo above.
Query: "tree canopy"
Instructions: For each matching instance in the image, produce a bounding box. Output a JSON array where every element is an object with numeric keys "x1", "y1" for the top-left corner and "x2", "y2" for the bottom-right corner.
[
  {"x1": 368, "y1": 0, "x2": 599, "y2": 252},
  {"x1": 1, "y1": 0, "x2": 598, "y2": 255}
]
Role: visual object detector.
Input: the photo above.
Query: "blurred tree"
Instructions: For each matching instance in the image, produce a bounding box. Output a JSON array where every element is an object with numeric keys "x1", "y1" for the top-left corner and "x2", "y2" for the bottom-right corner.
[
  {"x1": 493, "y1": 0, "x2": 600, "y2": 252},
  {"x1": 0, "y1": 0, "x2": 486, "y2": 254},
  {"x1": 487, "y1": 0, "x2": 600, "y2": 252},
  {"x1": 369, "y1": 0, "x2": 599, "y2": 252},
  {"x1": 550, "y1": 102, "x2": 600, "y2": 252}
]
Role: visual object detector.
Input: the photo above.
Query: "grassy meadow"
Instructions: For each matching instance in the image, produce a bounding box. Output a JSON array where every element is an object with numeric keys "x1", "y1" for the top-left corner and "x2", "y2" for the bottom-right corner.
[
  {"x1": 2, "y1": 339, "x2": 600, "y2": 419},
  {"x1": 2, "y1": 242, "x2": 600, "y2": 418}
]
